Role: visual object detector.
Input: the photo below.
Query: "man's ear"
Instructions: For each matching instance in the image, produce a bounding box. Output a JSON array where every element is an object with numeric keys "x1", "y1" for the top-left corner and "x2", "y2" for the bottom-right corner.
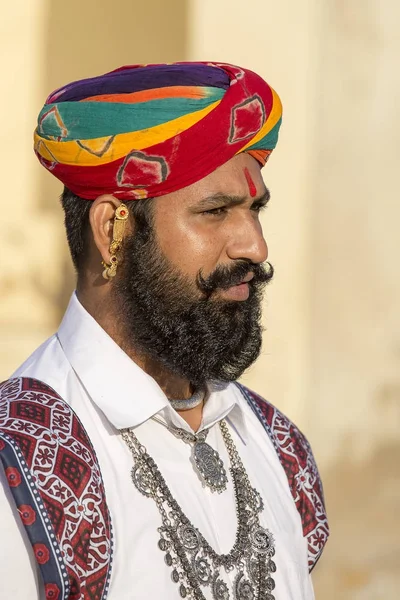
[{"x1": 89, "y1": 195, "x2": 123, "y2": 264}]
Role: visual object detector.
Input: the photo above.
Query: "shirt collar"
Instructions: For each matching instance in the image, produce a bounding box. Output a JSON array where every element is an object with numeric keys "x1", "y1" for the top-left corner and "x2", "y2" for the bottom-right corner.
[
  {"x1": 57, "y1": 293, "x2": 248, "y2": 441},
  {"x1": 156, "y1": 383, "x2": 248, "y2": 443}
]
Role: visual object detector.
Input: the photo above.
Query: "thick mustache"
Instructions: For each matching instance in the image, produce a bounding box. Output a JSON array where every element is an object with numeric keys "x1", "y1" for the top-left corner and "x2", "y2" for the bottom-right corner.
[{"x1": 197, "y1": 261, "x2": 274, "y2": 297}]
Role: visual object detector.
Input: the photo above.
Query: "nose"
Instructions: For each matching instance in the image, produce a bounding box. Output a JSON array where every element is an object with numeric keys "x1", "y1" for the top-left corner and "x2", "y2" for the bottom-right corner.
[{"x1": 226, "y1": 215, "x2": 268, "y2": 264}]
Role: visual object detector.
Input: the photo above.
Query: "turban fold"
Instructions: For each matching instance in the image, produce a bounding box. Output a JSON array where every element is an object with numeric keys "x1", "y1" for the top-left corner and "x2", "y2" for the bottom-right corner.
[{"x1": 34, "y1": 62, "x2": 282, "y2": 200}]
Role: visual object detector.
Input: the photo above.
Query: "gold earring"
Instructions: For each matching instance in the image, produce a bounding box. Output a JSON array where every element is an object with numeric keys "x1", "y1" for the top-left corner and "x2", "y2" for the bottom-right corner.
[{"x1": 102, "y1": 204, "x2": 129, "y2": 280}]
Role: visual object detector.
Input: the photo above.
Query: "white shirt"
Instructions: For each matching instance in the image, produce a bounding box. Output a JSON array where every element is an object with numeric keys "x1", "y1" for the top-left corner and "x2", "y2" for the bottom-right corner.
[{"x1": 0, "y1": 294, "x2": 314, "y2": 599}]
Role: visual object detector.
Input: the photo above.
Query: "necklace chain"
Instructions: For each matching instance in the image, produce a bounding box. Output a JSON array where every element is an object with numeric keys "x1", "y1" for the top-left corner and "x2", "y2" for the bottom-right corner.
[
  {"x1": 165, "y1": 424, "x2": 209, "y2": 444},
  {"x1": 121, "y1": 420, "x2": 277, "y2": 599}
]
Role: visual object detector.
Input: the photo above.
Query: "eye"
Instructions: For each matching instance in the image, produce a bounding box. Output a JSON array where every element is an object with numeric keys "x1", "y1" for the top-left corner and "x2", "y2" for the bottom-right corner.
[{"x1": 202, "y1": 206, "x2": 227, "y2": 216}]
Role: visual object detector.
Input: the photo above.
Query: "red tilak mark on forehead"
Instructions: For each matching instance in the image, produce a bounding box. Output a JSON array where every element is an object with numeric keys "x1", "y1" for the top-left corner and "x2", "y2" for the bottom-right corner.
[{"x1": 244, "y1": 168, "x2": 257, "y2": 198}]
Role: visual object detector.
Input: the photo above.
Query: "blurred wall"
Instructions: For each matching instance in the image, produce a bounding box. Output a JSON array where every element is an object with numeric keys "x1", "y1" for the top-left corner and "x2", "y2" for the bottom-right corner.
[
  {"x1": 1, "y1": 1, "x2": 399, "y2": 598},
  {"x1": 308, "y1": 2, "x2": 400, "y2": 597}
]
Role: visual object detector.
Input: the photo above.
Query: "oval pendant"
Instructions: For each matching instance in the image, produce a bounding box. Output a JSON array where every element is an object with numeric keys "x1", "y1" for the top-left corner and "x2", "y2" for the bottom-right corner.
[{"x1": 192, "y1": 441, "x2": 228, "y2": 493}]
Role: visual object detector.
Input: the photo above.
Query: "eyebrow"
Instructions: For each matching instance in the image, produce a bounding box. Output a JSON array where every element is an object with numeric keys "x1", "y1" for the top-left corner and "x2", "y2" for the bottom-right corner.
[{"x1": 195, "y1": 188, "x2": 271, "y2": 209}]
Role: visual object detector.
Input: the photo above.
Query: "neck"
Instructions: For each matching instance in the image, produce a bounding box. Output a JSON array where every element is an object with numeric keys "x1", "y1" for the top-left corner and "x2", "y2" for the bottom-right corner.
[
  {"x1": 77, "y1": 287, "x2": 204, "y2": 431},
  {"x1": 125, "y1": 352, "x2": 205, "y2": 432}
]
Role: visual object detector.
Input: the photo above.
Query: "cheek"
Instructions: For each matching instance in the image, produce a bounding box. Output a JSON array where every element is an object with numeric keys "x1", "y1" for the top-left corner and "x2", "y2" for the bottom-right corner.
[{"x1": 155, "y1": 215, "x2": 223, "y2": 277}]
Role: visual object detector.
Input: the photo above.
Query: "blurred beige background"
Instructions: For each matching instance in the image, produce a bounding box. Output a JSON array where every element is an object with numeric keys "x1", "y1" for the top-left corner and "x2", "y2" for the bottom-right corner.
[{"x1": 1, "y1": 0, "x2": 399, "y2": 598}]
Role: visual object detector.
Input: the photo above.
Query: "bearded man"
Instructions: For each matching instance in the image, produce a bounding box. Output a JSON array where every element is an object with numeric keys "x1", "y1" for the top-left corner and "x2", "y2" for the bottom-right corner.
[{"x1": 0, "y1": 62, "x2": 328, "y2": 599}]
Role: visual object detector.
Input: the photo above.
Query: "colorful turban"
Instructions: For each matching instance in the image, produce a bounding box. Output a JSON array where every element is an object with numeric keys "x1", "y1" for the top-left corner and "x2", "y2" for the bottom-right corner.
[{"x1": 34, "y1": 62, "x2": 282, "y2": 200}]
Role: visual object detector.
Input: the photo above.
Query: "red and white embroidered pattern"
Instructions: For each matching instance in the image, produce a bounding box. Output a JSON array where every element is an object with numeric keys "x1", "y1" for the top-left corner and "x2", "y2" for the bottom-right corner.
[
  {"x1": 0, "y1": 377, "x2": 113, "y2": 600},
  {"x1": 238, "y1": 384, "x2": 329, "y2": 571}
]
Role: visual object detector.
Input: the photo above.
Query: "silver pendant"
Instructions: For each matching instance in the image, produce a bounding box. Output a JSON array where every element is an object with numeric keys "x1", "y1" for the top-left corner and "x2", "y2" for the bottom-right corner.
[
  {"x1": 234, "y1": 573, "x2": 255, "y2": 600},
  {"x1": 250, "y1": 526, "x2": 275, "y2": 556},
  {"x1": 192, "y1": 440, "x2": 228, "y2": 493},
  {"x1": 212, "y1": 575, "x2": 230, "y2": 600}
]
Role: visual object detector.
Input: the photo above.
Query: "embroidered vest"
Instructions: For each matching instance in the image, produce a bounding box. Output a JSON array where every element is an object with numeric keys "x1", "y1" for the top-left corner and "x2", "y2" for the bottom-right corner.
[{"x1": 0, "y1": 377, "x2": 329, "y2": 599}]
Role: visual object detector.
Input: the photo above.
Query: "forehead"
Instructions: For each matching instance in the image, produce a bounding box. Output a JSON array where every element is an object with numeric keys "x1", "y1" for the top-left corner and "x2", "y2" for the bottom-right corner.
[{"x1": 158, "y1": 153, "x2": 266, "y2": 208}]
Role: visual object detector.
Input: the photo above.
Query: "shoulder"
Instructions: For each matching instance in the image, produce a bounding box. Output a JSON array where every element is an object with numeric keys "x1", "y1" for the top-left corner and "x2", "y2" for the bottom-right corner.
[
  {"x1": 12, "y1": 334, "x2": 72, "y2": 400},
  {"x1": 0, "y1": 376, "x2": 91, "y2": 450},
  {"x1": 237, "y1": 383, "x2": 313, "y2": 461},
  {"x1": 0, "y1": 376, "x2": 84, "y2": 453},
  {"x1": 12, "y1": 335, "x2": 58, "y2": 377},
  {"x1": 236, "y1": 382, "x2": 319, "y2": 483},
  {"x1": 236, "y1": 382, "x2": 329, "y2": 571},
  {"x1": 0, "y1": 376, "x2": 64, "y2": 409}
]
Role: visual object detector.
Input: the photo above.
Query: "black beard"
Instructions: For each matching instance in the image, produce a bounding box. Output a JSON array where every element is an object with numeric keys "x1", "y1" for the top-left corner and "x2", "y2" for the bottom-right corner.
[{"x1": 112, "y1": 222, "x2": 273, "y2": 388}]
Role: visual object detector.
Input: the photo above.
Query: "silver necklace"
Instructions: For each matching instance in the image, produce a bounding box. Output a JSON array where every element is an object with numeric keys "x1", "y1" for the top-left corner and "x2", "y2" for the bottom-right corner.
[
  {"x1": 153, "y1": 418, "x2": 228, "y2": 493},
  {"x1": 170, "y1": 388, "x2": 205, "y2": 411},
  {"x1": 121, "y1": 420, "x2": 277, "y2": 600}
]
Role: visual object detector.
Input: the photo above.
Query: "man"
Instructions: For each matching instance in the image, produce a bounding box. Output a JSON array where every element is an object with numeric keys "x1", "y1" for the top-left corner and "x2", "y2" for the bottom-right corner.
[{"x1": 0, "y1": 62, "x2": 328, "y2": 599}]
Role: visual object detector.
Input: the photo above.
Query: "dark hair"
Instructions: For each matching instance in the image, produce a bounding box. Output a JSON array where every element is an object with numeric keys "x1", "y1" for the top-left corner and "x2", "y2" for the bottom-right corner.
[{"x1": 60, "y1": 187, "x2": 153, "y2": 273}]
